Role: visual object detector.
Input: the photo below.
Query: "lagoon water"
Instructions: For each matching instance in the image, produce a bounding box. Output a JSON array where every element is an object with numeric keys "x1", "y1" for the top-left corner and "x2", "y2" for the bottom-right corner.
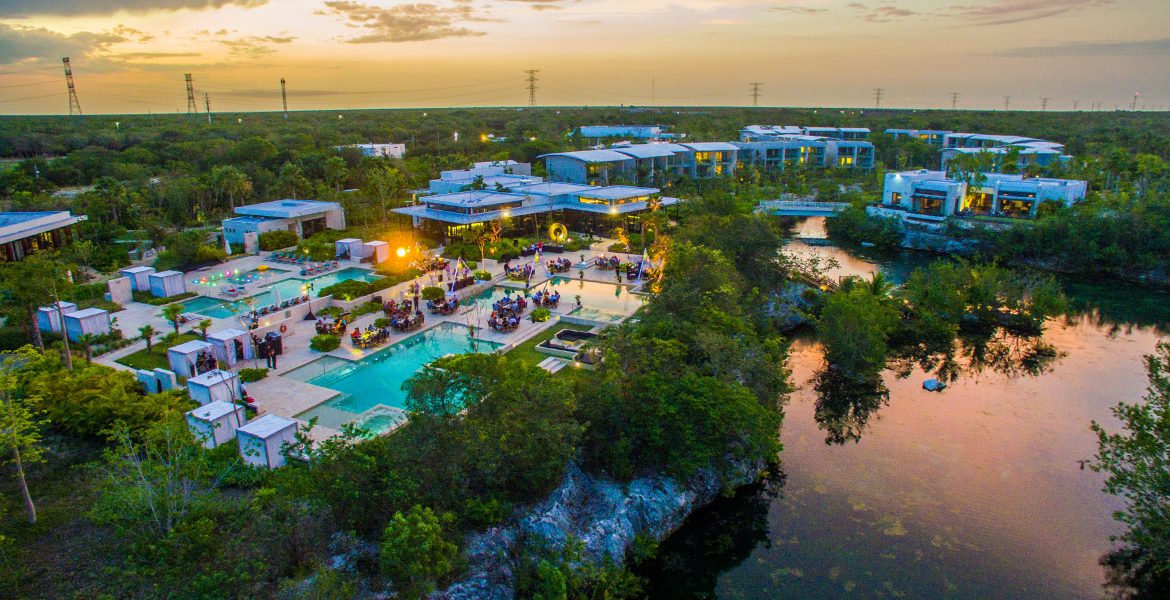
[{"x1": 640, "y1": 218, "x2": 1168, "y2": 599}]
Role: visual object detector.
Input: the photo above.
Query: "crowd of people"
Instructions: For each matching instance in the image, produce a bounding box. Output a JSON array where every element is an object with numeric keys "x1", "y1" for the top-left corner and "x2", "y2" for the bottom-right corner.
[
  {"x1": 547, "y1": 258, "x2": 572, "y2": 273},
  {"x1": 594, "y1": 255, "x2": 622, "y2": 271},
  {"x1": 487, "y1": 293, "x2": 528, "y2": 332},
  {"x1": 428, "y1": 296, "x2": 460, "y2": 315},
  {"x1": 504, "y1": 261, "x2": 536, "y2": 281},
  {"x1": 532, "y1": 290, "x2": 560, "y2": 308},
  {"x1": 315, "y1": 314, "x2": 349, "y2": 335},
  {"x1": 384, "y1": 298, "x2": 424, "y2": 332},
  {"x1": 350, "y1": 323, "x2": 390, "y2": 349}
]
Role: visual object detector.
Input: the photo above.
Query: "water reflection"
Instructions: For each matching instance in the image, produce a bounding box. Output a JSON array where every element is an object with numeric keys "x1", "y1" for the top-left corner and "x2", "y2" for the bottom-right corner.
[
  {"x1": 637, "y1": 467, "x2": 786, "y2": 599},
  {"x1": 811, "y1": 369, "x2": 890, "y2": 445}
]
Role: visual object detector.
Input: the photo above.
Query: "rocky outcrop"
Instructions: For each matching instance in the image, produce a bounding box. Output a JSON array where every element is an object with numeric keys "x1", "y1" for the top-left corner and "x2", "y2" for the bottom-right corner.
[
  {"x1": 436, "y1": 461, "x2": 761, "y2": 600},
  {"x1": 765, "y1": 282, "x2": 819, "y2": 331}
]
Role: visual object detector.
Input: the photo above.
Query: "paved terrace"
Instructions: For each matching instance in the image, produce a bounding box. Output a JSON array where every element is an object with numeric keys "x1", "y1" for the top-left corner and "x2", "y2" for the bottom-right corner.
[{"x1": 97, "y1": 240, "x2": 651, "y2": 442}]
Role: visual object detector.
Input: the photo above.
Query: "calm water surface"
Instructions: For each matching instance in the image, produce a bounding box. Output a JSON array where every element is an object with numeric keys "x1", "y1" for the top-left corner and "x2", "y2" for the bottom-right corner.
[{"x1": 640, "y1": 218, "x2": 1167, "y2": 599}]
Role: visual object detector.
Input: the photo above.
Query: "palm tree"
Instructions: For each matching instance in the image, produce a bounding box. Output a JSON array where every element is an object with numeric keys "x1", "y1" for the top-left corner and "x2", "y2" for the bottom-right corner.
[
  {"x1": 76, "y1": 333, "x2": 96, "y2": 363},
  {"x1": 212, "y1": 165, "x2": 252, "y2": 211},
  {"x1": 162, "y1": 303, "x2": 185, "y2": 336},
  {"x1": 863, "y1": 272, "x2": 895, "y2": 298},
  {"x1": 368, "y1": 165, "x2": 405, "y2": 221},
  {"x1": 139, "y1": 324, "x2": 156, "y2": 353},
  {"x1": 197, "y1": 319, "x2": 212, "y2": 340}
]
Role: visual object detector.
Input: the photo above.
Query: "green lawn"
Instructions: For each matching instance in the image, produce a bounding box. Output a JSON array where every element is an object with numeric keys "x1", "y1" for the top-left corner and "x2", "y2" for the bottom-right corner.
[
  {"x1": 506, "y1": 321, "x2": 594, "y2": 377},
  {"x1": 115, "y1": 332, "x2": 202, "y2": 371}
]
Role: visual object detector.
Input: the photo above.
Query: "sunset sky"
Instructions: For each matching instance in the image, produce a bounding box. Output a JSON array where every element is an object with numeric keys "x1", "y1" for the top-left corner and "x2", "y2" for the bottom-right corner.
[{"x1": 1, "y1": 0, "x2": 1168, "y2": 114}]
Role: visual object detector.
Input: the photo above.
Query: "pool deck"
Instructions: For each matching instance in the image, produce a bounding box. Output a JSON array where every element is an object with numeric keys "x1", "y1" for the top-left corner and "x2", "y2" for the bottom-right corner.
[{"x1": 97, "y1": 239, "x2": 646, "y2": 443}]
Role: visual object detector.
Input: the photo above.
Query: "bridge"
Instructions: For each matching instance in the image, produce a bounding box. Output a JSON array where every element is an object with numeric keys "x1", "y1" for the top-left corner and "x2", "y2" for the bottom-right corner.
[{"x1": 756, "y1": 200, "x2": 851, "y2": 217}]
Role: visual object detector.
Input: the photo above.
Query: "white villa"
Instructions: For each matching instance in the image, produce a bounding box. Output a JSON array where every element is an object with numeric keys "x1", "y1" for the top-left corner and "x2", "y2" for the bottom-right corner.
[{"x1": 877, "y1": 169, "x2": 1088, "y2": 221}]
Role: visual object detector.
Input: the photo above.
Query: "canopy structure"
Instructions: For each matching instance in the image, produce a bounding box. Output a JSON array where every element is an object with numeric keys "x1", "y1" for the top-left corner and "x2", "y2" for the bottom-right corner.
[
  {"x1": 119, "y1": 266, "x2": 155, "y2": 291},
  {"x1": 167, "y1": 339, "x2": 215, "y2": 379},
  {"x1": 186, "y1": 400, "x2": 246, "y2": 448},
  {"x1": 62, "y1": 308, "x2": 111, "y2": 342},
  {"x1": 36, "y1": 301, "x2": 77, "y2": 333},
  {"x1": 186, "y1": 368, "x2": 241, "y2": 405},
  {"x1": 335, "y1": 238, "x2": 363, "y2": 258},
  {"x1": 206, "y1": 328, "x2": 253, "y2": 366},
  {"x1": 148, "y1": 270, "x2": 186, "y2": 298},
  {"x1": 363, "y1": 240, "x2": 389, "y2": 264},
  {"x1": 237, "y1": 414, "x2": 298, "y2": 468}
]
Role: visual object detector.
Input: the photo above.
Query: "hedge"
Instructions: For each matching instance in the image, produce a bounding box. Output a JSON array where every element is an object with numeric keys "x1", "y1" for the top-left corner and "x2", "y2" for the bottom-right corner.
[
  {"x1": 310, "y1": 334, "x2": 341, "y2": 352},
  {"x1": 259, "y1": 230, "x2": 299, "y2": 251}
]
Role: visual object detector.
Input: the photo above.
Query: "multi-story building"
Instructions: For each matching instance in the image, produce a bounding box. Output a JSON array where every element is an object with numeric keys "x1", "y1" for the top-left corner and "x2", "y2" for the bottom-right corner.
[
  {"x1": 342, "y1": 143, "x2": 406, "y2": 159},
  {"x1": 393, "y1": 181, "x2": 680, "y2": 241},
  {"x1": 0, "y1": 211, "x2": 87, "y2": 262},
  {"x1": 428, "y1": 162, "x2": 542, "y2": 194},
  {"x1": 940, "y1": 133, "x2": 1071, "y2": 172},
  {"x1": 877, "y1": 169, "x2": 1087, "y2": 221},
  {"x1": 540, "y1": 150, "x2": 638, "y2": 186},
  {"x1": 735, "y1": 133, "x2": 874, "y2": 171},
  {"x1": 222, "y1": 200, "x2": 346, "y2": 245},
  {"x1": 578, "y1": 125, "x2": 682, "y2": 140},
  {"x1": 739, "y1": 125, "x2": 871, "y2": 142},
  {"x1": 884, "y1": 129, "x2": 952, "y2": 146}
]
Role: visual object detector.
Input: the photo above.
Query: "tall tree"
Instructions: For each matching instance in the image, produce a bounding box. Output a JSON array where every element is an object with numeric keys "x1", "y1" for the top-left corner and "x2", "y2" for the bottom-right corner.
[
  {"x1": 0, "y1": 350, "x2": 46, "y2": 524},
  {"x1": 0, "y1": 254, "x2": 73, "y2": 351},
  {"x1": 162, "y1": 303, "x2": 185, "y2": 337},
  {"x1": 367, "y1": 165, "x2": 405, "y2": 221},
  {"x1": 211, "y1": 165, "x2": 252, "y2": 211}
]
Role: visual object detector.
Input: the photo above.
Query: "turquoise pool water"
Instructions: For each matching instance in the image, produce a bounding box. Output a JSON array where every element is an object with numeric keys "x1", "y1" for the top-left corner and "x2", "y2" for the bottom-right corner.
[
  {"x1": 169, "y1": 295, "x2": 236, "y2": 320},
  {"x1": 173, "y1": 268, "x2": 385, "y2": 320},
  {"x1": 291, "y1": 322, "x2": 501, "y2": 434},
  {"x1": 463, "y1": 277, "x2": 643, "y2": 318}
]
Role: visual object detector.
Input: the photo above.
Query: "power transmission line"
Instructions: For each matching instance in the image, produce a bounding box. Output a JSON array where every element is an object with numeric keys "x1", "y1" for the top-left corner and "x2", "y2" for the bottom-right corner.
[
  {"x1": 873, "y1": 87, "x2": 884, "y2": 108},
  {"x1": 524, "y1": 69, "x2": 539, "y2": 106},
  {"x1": 184, "y1": 73, "x2": 197, "y2": 114},
  {"x1": 749, "y1": 82, "x2": 763, "y2": 107},
  {"x1": 280, "y1": 78, "x2": 288, "y2": 119},
  {"x1": 950, "y1": 92, "x2": 959, "y2": 110},
  {"x1": 1040, "y1": 97, "x2": 1049, "y2": 111},
  {"x1": 204, "y1": 92, "x2": 211, "y2": 124},
  {"x1": 62, "y1": 57, "x2": 82, "y2": 116},
  {"x1": 1003, "y1": 95, "x2": 1012, "y2": 111}
]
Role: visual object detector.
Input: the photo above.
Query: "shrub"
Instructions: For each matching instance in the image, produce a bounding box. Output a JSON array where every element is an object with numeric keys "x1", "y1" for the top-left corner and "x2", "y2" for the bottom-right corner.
[
  {"x1": 133, "y1": 290, "x2": 197, "y2": 306},
  {"x1": 259, "y1": 230, "x2": 299, "y2": 251},
  {"x1": 238, "y1": 368, "x2": 268, "y2": 383},
  {"x1": 420, "y1": 287, "x2": 445, "y2": 302},
  {"x1": 531, "y1": 307, "x2": 551, "y2": 322},
  {"x1": 607, "y1": 242, "x2": 628, "y2": 253},
  {"x1": 473, "y1": 270, "x2": 492, "y2": 281},
  {"x1": 317, "y1": 306, "x2": 343, "y2": 318},
  {"x1": 195, "y1": 245, "x2": 227, "y2": 263},
  {"x1": 320, "y1": 279, "x2": 370, "y2": 301},
  {"x1": 310, "y1": 334, "x2": 341, "y2": 352},
  {"x1": 463, "y1": 260, "x2": 478, "y2": 270},
  {"x1": 374, "y1": 317, "x2": 391, "y2": 328},
  {"x1": 353, "y1": 300, "x2": 382, "y2": 317}
]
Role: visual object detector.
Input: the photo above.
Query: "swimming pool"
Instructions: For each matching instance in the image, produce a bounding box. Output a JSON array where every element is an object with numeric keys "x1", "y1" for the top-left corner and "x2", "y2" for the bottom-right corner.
[
  {"x1": 291, "y1": 322, "x2": 501, "y2": 434},
  {"x1": 463, "y1": 277, "x2": 643, "y2": 318},
  {"x1": 170, "y1": 295, "x2": 237, "y2": 320}
]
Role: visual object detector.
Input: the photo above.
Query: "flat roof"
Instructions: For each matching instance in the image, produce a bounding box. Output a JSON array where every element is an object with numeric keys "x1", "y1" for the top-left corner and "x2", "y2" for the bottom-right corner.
[
  {"x1": 610, "y1": 144, "x2": 680, "y2": 159},
  {"x1": 0, "y1": 211, "x2": 85, "y2": 245},
  {"x1": 578, "y1": 186, "x2": 659, "y2": 200},
  {"x1": 187, "y1": 400, "x2": 241, "y2": 421},
  {"x1": 65, "y1": 307, "x2": 107, "y2": 319},
  {"x1": 238, "y1": 413, "x2": 297, "y2": 438},
  {"x1": 423, "y1": 191, "x2": 526, "y2": 208},
  {"x1": 169, "y1": 340, "x2": 213, "y2": 353},
  {"x1": 151, "y1": 270, "x2": 183, "y2": 277},
  {"x1": 188, "y1": 368, "x2": 238, "y2": 386},
  {"x1": 206, "y1": 328, "x2": 249, "y2": 341},
  {"x1": 681, "y1": 142, "x2": 739, "y2": 152},
  {"x1": 509, "y1": 182, "x2": 597, "y2": 196},
  {"x1": 539, "y1": 149, "x2": 636, "y2": 163},
  {"x1": 235, "y1": 199, "x2": 341, "y2": 219}
]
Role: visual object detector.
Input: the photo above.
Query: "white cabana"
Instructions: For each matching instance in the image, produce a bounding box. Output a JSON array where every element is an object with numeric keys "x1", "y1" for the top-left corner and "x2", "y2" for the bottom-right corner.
[
  {"x1": 167, "y1": 339, "x2": 215, "y2": 379},
  {"x1": 186, "y1": 369, "x2": 241, "y2": 405},
  {"x1": 363, "y1": 240, "x2": 389, "y2": 264},
  {"x1": 119, "y1": 266, "x2": 156, "y2": 291},
  {"x1": 63, "y1": 308, "x2": 111, "y2": 342},
  {"x1": 206, "y1": 328, "x2": 253, "y2": 366},
  {"x1": 335, "y1": 238, "x2": 363, "y2": 258},
  {"x1": 186, "y1": 400, "x2": 246, "y2": 448},
  {"x1": 237, "y1": 414, "x2": 298, "y2": 469},
  {"x1": 36, "y1": 301, "x2": 77, "y2": 333},
  {"x1": 148, "y1": 270, "x2": 186, "y2": 298}
]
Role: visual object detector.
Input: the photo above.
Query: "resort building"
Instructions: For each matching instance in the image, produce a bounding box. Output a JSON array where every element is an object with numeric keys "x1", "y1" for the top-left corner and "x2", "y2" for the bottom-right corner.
[
  {"x1": 877, "y1": 169, "x2": 1088, "y2": 221},
  {"x1": 734, "y1": 136, "x2": 874, "y2": 171},
  {"x1": 541, "y1": 149, "x2": 638, "y2": 186},
  {"x1": 222, "y1": 200, "x2": 346, "y2": 245},
  {"x1": 0, "y1": 211, "x2": 87, "y2": 262},
  {"x1": 680, "y1": 142, "x2": 739, "y2": 177},
  {"x1": 428, "y1": 162, "x2": 542, "y2": 194},
  {"x1": 393, "y1": 181, "x2": 679, "y2": 241},
  {"x1": 940, "y1": 133, "x2": 1072, "y2": 172},
  {"x1": 343, "y1": 143, "x2": 406, "y2": 159},
  {"x1": 578, "y1": 125, "x2": 681, "y2": 140},
  {"x1": 884, "y1": 129, "x2": 952, "y2": 146},
  {"x1": 739, "y1": 125, "x2": 871, "y2": 142}
]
